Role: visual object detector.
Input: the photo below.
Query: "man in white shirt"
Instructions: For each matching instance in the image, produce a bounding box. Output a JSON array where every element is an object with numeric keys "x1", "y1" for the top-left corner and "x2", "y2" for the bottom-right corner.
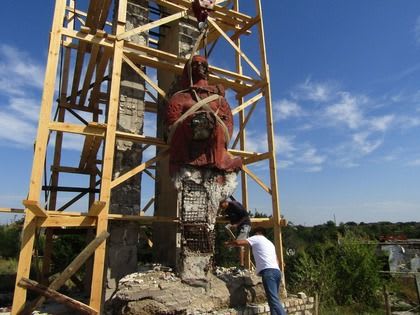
[{"x1": 225, "y1": 227, "x2": 287, "y2": 315}]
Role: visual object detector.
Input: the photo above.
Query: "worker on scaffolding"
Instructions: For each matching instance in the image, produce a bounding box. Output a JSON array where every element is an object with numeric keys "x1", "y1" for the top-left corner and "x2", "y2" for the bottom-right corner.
[{"x1": 219, "y1": 198, "x2": 251, "y2": 267}]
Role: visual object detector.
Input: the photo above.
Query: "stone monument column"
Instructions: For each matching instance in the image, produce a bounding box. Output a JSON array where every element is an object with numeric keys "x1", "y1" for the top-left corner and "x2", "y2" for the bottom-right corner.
[{"x1": 107, "y1": 0, "x2": 149, "y2": 291}]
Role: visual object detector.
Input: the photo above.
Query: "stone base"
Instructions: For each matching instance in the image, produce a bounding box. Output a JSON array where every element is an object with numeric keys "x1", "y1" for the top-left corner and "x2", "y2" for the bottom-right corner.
[{"x1": 105, "y1": 265, "x2": 314, "y2": 315}]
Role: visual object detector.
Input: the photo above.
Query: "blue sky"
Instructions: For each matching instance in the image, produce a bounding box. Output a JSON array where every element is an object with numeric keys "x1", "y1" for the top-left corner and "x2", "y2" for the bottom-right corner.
[{"x1": 1, "y1": 1, "x2": 420, "y2": 226}]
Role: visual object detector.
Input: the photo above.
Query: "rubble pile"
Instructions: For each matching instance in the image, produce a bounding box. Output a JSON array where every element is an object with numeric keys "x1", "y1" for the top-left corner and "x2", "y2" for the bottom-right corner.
[{"x1": 105, "y1": 264, "x2": 266, "y2": 315}]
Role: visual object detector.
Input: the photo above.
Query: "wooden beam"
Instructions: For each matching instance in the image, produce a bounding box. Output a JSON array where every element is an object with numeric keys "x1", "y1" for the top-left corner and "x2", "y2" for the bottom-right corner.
[
  {"x1": 141, "y1": 197, "x2": 155, "y2": 213},
  {"x1": 122, "y1": 54, "x2": 167, "y2": 100},
  {"x1": 18, "y1": 278, "x2": 97, "y2": 315},
  {"x1": 60, "y1": 102, "x2": 103, "y2": 114},
  {"x1": 110, "y1": 150, "x2": 169, "y2": 189},
  {"x1": 11, "y1": 3, "x2": 67, "y2": 312},
  {"x1": 115, "y1": 130, "x2": 167, "y2": 147},
  {"x1": 70, "y1": 41, "x2": 88, "y2": 104},
  {"x1": 89, "y1": 0, "x2": 127, "y2": 310},
  {"x1": 208, "y1": 17, "x2": 261, "y2": 77},
  {"x1": 88, "y1": 49, "x2": 112, "y2": 110},
  {"x1": 27, "y1": 231, "x2": 109, "y2": 313},
  {"x1": 88, "y1": 201, "x2": 106, "y2": 217},
  {"x1": 0, "y1": 207, "x2": 25, "y2": 214},
  {"x1": 79, "y1": 134, "x2": 103, "y2": 170},
  {"x1": 231, "y1": 92, "x2": 263, "y2": 115},
  {"x1": 236, "y1": 79, "x2": 266, "y2": 100},
  {"x1": 78, "y1": 43, "x2": 101, "y2": 106},
  {"x1": 50, "y1": 166, "x2": 90, "y2": 174},
  {"x1": 243, "y1": 152, "x2": 270, "y2": 165},
  {"x1": 49, "y1": 122, "x2": 106, "y2": 137},
  {"x1": 117, "y1": 10, "x2": 189, "y2": 41},
  {"x1": 230, "y1": 15, "x2": 260, "y2": 41},
  {"x1": 228, "y1": 148, "x2": 264, "y2": 158},
  {"x1": 242, "y1": 165, "x2": 271, "y2": 194},
  {"x1": 255, "y1": 0, "x2": 285, "y2": 275},
  {"x1": 160, "y1": 0, "x2": 252, "y2": 24},
  {"x1": 108, "y1": 214, "x2": 179, "y2": 224},
  {"x1": 22, "y1": 200, "x2": 47, "y2": 218},
  {"x1": 37, "y1": 216, "x2": 96, "y2": 228},
  {"x1": 145, "y1": 101, "x2": 157, "y2": 113}
]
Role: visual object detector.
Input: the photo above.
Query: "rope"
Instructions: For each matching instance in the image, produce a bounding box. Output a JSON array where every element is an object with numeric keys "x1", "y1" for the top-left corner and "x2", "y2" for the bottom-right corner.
[
  {"x1": 191, "y1": 89, "x2": 230, "y2": 144},
  {"x1": 167, "y1": 94, "x2": 219, "y2": 143}
]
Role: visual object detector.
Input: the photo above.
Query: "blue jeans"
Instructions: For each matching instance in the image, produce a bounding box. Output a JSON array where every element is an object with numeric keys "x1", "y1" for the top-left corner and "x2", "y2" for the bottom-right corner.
[{"x1": 260, "y1": 268, "x2": 287, "y2": 315}]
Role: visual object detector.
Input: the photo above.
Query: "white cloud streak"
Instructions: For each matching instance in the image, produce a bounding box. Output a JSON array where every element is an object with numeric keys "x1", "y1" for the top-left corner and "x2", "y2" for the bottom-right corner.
[
  {"x1": 0, "y1": 44, "x2": 44, "y2": 96},
  {"x1": 273, "y1": 99, "x2": 304, "y2": 120},
  {"x1": 325, "y1": 92, "x2": 364, "y2": 129},
  {"x1": 293, "y1": 78, "x2": 333, "y2": 102}
]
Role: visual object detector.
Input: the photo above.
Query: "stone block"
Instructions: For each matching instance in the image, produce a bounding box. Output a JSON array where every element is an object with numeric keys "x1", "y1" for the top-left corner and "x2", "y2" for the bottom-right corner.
[{"x1": 297, "y1": 292, "x2": 307, "y2": 299}]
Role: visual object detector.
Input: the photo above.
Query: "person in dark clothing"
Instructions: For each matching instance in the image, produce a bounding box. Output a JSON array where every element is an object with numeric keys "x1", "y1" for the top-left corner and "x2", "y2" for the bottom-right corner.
[{"x1": 219, "y1": 199, "x2": 251, "y2": 266}]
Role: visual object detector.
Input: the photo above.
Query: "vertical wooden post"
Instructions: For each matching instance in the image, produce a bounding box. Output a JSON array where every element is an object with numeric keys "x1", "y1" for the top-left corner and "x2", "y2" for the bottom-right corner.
[
  {"x1": 89, "y1": 0, "x2": 127, "y2": 311},
  {"x1": 11, "y1": 0, "x2": 67, "y2": 313},
  {"x1": 43, "y1": 4, "x2": 75, "y2": 281},
  {"x1": 254, "y1": 0, "x2": 285, "y2": 274},
  {"x1": 234, "y1": 0, "x2": 251, "y2": 270}
]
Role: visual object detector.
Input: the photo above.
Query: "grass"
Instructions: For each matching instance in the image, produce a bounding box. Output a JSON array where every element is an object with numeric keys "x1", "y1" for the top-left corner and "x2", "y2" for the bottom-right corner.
[
  {"x1": 0, "y1": 258, "x2": 17, "y2": 275},
  {"x1": 321, "y1": 304, "x2": 386, "y2": 315}
]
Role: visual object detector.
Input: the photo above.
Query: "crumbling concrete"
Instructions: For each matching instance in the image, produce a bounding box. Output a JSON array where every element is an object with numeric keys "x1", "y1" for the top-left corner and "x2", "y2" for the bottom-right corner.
[{"x1": 175, "y1": 167, "x2": 237, "y2": 282}]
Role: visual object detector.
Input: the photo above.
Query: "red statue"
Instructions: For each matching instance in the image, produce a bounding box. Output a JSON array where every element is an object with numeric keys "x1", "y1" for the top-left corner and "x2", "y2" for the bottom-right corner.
[
  {"x1": 192, "y1": 0, "x2": 215, "y2": 23},
  {"x1": 165, "y1": 55, "x2": 242, "y2": 175}
]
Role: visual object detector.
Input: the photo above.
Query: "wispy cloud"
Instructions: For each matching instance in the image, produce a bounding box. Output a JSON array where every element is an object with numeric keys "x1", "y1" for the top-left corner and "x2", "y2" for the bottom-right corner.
[
  {"x1": 8, "y1": 97, "x2": 40, "y2": 121},
  {"x1": 274, "y1": 134, "x2": 326, "y2": 172},
  {"x1": 352, "y1": 132, "x2": 383, "y2": 155},
  {"x1": 274, "y1": 134, "x2": 296, "y2": 158},
  {"x1": 292, "y1": 78, "x2": 334, "y2": 102},
  {"x1": 324, "y1": 92, "x2": 365, "y2": 129},
  {"x1": 369, "y1": 115, "x2": 394, "y2": 132},
  {"x1": 273, "y1": 99, "x2": 304, "y2": 120},
  {"x1": 0, "y1": 110, "x2": 36, "y2": 146},
  {"x1": 408, "y1": 158, "x2": 420, "y2": 166},
  {"x1": 0, "y1": 44, "x2": 44, "y2": 96},
  {"x1": 298, "y1": 147, "x2": 326, "y2": 165}
]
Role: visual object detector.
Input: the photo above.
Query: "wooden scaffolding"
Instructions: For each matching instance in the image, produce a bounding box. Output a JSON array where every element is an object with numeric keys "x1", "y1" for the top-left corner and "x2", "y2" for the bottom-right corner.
[{"x1": 3, "y1": 0, "x2": 286, "y2": 314}]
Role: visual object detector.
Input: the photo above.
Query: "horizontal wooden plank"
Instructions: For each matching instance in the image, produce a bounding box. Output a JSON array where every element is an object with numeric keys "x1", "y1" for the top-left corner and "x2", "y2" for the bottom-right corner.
[
  {"x1": 0, "y1": 207, "x2": 25, "y2": 214},
  {"x1": 37, "y1": 216, "x2": 97, "y2": 228},
  {"x1": 115, "y1": 131, "x2": 167, "y2": 147},
  {"x1": 228, "y1": 148, "x2": 264, "y2": 158},
  {"x1": 49, "y1": 122, "x2": 106, "y2": 137},
  {"x1": 243, "y1": 152, "x2": 271, "y2": 165}
]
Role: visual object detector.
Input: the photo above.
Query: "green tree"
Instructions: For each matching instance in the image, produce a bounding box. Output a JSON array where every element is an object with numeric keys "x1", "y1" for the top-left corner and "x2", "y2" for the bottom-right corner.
[{"x1": 0, "y1": 222, "x2": 21, "y2": 258}]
